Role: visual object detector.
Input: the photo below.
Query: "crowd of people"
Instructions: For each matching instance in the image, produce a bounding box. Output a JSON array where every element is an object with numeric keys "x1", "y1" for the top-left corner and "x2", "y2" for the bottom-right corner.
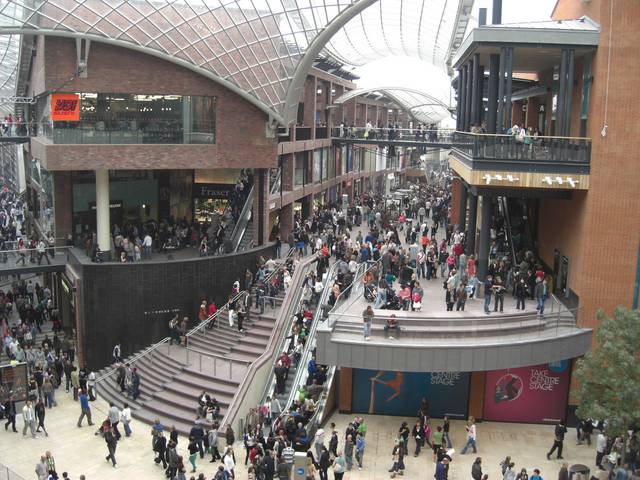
[{"x1": 84, "y1": 169, "x2": 254, "y2": 262}]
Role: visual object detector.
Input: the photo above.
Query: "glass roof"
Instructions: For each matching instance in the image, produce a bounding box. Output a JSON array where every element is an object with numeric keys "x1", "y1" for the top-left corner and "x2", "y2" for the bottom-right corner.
[
  {"x1": 324, "y1": 0, "x2": 460, "y2": 67},
  {"x1": 334, "y1": 86, "x2": 452, "y2": 124},
  {"x1": 0, "y1": 0, "x2": 467, "y2": 123}
]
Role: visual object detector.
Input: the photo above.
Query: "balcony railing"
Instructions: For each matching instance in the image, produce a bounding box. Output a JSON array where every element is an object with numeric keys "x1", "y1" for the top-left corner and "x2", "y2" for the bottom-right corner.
[
  {"x1": 452, "y1": 132, "x2": 591, "y2": 164},
  {"x1": 332, "y1": 126, "x2": 456, "y2": 143},
  {"x1": 315, "y1": 126, "x2": 328, "y2": 139},
  {"x1": 294, "y1": 126, "x2": 311, "y2": 141},
  {"x1": 37, "y1": 119, "x2": 215, "y2": 145}
]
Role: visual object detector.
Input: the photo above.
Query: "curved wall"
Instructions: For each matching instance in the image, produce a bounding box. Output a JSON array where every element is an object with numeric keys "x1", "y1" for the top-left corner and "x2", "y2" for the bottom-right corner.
[{"x1": 69, "y1": 244, "x2": 276, "y2": 370}]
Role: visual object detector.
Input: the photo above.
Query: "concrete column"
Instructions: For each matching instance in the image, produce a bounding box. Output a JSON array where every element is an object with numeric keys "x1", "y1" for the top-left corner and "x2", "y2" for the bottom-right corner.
[
  {"x1": 301, "y1": 194, "x2": 313, "y2": 221},
  {"x1": 458, "y1": 184, "x2": 468, "y2": 232},
  {"x1": 470, "y1": 54, "x2": 480, "y2": 126},
  {"x1": 477, "y1": 195, "x2": 492, "y2": 280},
  {"x1": 95, "y1": 169, "x2": 111, "y2": 254},
  {"x1": 252, "y1": 169, "x2": 269, "y2": 246},
  {"x1": 492, "y1": 0, "x2": 502, "y2": 24},
  {"x1": 466, "y1": 193, "x2": 478, "y2": 255}
]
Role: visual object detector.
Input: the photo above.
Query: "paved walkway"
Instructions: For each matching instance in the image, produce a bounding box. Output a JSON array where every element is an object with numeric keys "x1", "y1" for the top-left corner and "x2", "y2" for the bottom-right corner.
[{"x1": 0, "y1": 388, "x2": 604, "y2": 480}]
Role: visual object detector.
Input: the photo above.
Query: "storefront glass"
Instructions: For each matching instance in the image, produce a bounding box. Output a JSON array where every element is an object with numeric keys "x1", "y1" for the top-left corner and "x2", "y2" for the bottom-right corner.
[
  {"x1": 294, "y1": 152, "x2": 307, "y2": 186},
  {"x1": 44, "y1": 93, "x2": 216, "y2": 145}
]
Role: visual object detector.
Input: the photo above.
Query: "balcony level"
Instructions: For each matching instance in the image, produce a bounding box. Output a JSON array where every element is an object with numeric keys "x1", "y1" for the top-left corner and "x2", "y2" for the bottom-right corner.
[
  {"x1": 450, "y1": 132, "x2": 590, "y2": 190},
  {"x1": 316, "y1": 295, "x2": 591, "y2": 372}
]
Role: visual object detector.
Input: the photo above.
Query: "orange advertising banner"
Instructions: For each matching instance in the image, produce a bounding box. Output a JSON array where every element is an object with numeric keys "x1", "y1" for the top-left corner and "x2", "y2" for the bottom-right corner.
[{"x1": 51, "y1": 93, "x2": 80, "y2": 121}]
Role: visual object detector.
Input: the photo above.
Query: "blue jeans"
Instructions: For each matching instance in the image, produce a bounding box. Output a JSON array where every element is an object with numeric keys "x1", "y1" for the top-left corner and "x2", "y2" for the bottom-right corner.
[
  {"x1": 374, "y1": 289, "x2": 387, "y2": 309},
  {"x1": 484, "y1": 295, "x2": 492, "y2": 313},
  {"x1": 363, "y1": 322, "x2": 371, "y2": 338},
  {"x1": 461, "y1": 437, "x2": 476, "y2": 454},
  {"x1": 537, "y1": 297, "x2": 546, "y2": 315},
  {"x1": 443, "y1": 432, "x2": 452, "y2": 448}
]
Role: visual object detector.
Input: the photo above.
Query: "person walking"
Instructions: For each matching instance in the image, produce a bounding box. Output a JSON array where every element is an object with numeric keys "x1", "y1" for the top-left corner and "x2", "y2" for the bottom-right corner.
[
  {"x1": 535, "y1": 277, "x2": 548, "y2": 316},
  {"x1": 362, "y1": 305, "x2": 373, "y2": 341},
  {"x1": 344, "y1": 434, "x2": 354, "y2": 471},
  {"x1": 77, "y1": 389, "x2": 93, "y2": 427},
  {"x1": 442, "y1": 416, "x2": 452, "y2": 448},
  {"x1": 108, "y1": 403, "x2": 122, "y2": 440},
  {"x1": 4, "y1": 397, "x2": 17, "y2": 432},
  {"x1": 333, "y1": 451, "x2": 346, "y2": 480},
  {"x1": 596, "y1": 432, "x2": 607, "y2": 470},
  {"x1": 461, "y1": 417, "x2": 477, "y2": 454},
  {"x1": 153, "y1": 431, "x2": 168, "y2": 469},
  {"x1": 515, "y1": 278, "x2": 528, "y2": 310},
  {"x1": 319, "y1": 446, "x2": 330, "y2": 480},
  {"x1": 547, "y1": 421, "x2": 567, "y2": 460},
  {"x1": 104, "y1": 425, "x2": 118, "y2": 467},
  {"x1": 35, "y1": 398, "x2": 49, "y2": 436},
  {"x1": 35, "y1": 455, "x2": 48, "y2": 480},
  {"x1": 558, "y1": 463, "x2": 569, "y2": 480},
  {"x1": 483, "y1": 275, "x2": 493, "y2": 314},
  {"x1": 188, "y1": 436, "x2": 199, "y2": 473},
  {"x1": 121, "y1": 403, "x2": 132, "y2": 437},
  {"x1": 22, "y1": 400, "x2": 37, "y2": 438},
  {"x1": 355, "y1": 431, "x2": 365, "y2": 470}
]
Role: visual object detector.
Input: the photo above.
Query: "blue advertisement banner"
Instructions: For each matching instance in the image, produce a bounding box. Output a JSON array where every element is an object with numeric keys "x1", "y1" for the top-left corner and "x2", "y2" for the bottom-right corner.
[{"x1": 352, "y1": 369, "x2": 470, "y2": 419}]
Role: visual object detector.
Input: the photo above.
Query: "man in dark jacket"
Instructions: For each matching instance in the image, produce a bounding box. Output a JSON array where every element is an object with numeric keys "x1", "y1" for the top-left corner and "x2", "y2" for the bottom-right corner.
[
  {"x1": 260, "y1": 449, "x2": 275, "y2": 480},
  {"x1": 276, "y1": 454, "x2": 291, "y2": 480},
  {"x1": 319, "y1": 446, "x2": 331, "y2": 480},
  {"x1": 472, "y1": 457, "x2": 483, "y2": 480},
  {"x1": 153, "y1": 431, "x2": 167, "y2": 468},
  {"x1": 435, "y1": 457, "x2": 450, "y2": 480},
  {"x1": 104, "y1": 425, "x2": 118, "y2": 467},
  {"x1": 547, "y1": 422, "x2": 568, "y2": 460}
]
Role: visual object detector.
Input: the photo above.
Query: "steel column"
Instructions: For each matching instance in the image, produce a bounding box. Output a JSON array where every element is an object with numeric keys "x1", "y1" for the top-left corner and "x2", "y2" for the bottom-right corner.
[
  {"x1": 557, "y1": 49, "x2": 568, "y2": 136},
  {"x1": 486, "y1": 55, "x2": 499, "y2": 133},
  {"x1": 477, "y1": 64, "x2": 485, "y2": 125},
  {"x1": 497, "y1": 47, "x2": 506, "y2": 132},
  {"x1": 466, "y1": 193, "x2": 478, "y2": 255},
  {"x1": 460, "y1": 65, "x2": 468, "y2": 131},
  {"x1": 492, "y1": 0, "x2": 502, "y2": 24},
  {"x1": 477, "y1": 195, "x2": 492, "y2": 281},
  {"x1": 504, "y1": 47, "x2": 514, "y2": 129},
  {"x1": 456, "y1": 69, "x2": 463, "y2": 130},
  {"x1": 470, "y1": 54, "x2": 480, "y2": 126},
  {"x1": 465, "y1": 62, "x2": 473, "y2": 131},
  {"x1": 458, "y1": 184, "x2": 468, "y2": 231},
  {"x1": 564, "y1": 49, "x2": 575, "y2": 136}
]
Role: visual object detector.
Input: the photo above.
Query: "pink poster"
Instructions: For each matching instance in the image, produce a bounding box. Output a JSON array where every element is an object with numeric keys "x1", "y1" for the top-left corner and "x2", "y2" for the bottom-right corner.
[{"x1": 483, "y1": 361, "x2": 571, "y2": 424}]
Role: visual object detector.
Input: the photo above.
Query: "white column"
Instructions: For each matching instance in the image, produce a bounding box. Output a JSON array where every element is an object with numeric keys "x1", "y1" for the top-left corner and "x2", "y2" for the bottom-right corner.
[{"x1": 95, "y1": 169, "x2": 111, "y2": 252}]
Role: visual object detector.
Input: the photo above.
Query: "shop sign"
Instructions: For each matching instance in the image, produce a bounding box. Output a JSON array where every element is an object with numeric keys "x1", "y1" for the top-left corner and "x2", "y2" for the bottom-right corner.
[
  {"x1": 483, "y1": 361, "x2": 571, "y2": 423},
  {"x1": 51, "y1": 93, "x2": 80, "y2": 121},
  {"x1": 89, "y1": 201, "x2": 122, "y2": 210},
  {"x1": 193, "y1": 183, "x2": 234, "y2": 199}
]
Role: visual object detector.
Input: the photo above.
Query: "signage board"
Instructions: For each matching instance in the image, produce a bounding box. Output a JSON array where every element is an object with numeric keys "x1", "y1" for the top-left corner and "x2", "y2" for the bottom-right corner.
[
  {"x1": 352, "y1": 369, "x2": 470, "y2": 418},
  {"x1": 483, "y1": 361, "x2": 571, "y2": 423},
  {"x1": 192, "y1": 183, "x2": 234, "y2": 199},
  {"x1": 51, "y1": 93, "x2": 80, "y2": 122}
]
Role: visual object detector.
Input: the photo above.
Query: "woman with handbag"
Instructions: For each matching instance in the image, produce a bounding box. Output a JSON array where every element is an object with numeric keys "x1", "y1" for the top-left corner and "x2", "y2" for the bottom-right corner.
[{"x1": 332, "y1": 451, "x2": 346, "y2": 480}]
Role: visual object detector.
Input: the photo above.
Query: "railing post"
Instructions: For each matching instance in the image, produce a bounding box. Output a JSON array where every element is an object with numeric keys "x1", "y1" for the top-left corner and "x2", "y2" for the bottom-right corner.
[
  {"x1": 229, "y1": 359, "x2": 232, "y2": 379},
  {"x1": 214, "y1": 357, "x2": 217, "y2": 377},
  {"x1": 186, "y1": 348, "x2": 189, "y2": 365},
  {"x1": 199, "y1": 352, "x2": 202, "y2": 372}
]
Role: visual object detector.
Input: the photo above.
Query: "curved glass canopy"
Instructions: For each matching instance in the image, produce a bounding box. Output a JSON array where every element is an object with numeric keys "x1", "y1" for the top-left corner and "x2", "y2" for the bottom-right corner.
[
  {"x1": 334, "y1": 86, "x2": 453, "y2": 124},
  {"x1": 0, "y1": 0, "x2": 468, "y2": 124}
]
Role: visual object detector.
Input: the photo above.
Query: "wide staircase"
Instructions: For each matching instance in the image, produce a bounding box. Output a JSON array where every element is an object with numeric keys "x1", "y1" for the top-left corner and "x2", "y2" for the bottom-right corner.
[{"x1": 96, "y1": 295, "x2": 284, "y2": 436}]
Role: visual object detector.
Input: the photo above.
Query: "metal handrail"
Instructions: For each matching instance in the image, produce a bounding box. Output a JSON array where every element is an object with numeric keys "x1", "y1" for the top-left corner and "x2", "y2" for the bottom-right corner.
[
  {"x1": 222, "y1": 252, "x2": 318, "y2": 433},
  {"x1": 277, "y1": 262, "x2": 339, "y2": 418},
  {"x1": 229, "y1": 185, "x2": 254, "y2": 253},
  {"x1": 0, "y1": 245, "x2": 73, "y2": 255},
  {"x1": 185, "y1": 345, "x2": 253, "y2": 379},
  {"x1": 269, "y1": 168, "x2": 282, "y2": 195},
  {"x1": 254, "y1": 255, "x2": 318, "y2": 411},
  {"x1": 95, "y1": 336, "x2": 171, "y2": 385},
  {"x1": 454, "y1": 130, "x2": 592, "y2": 141}
]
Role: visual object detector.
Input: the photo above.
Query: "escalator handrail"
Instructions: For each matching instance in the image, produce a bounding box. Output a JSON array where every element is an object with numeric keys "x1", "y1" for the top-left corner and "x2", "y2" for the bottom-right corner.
[{"x1": 230, "y1": 185, "x2": 254, "y2": 252}]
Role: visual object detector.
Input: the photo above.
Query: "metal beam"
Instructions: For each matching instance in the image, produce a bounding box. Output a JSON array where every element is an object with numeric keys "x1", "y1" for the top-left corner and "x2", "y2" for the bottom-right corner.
[
  {"x1": 0, "y1": 28, "x2": 285, "y2": 125},
  {"x1": 282, "y1": 0, "x2": 379, "y2": 127}
]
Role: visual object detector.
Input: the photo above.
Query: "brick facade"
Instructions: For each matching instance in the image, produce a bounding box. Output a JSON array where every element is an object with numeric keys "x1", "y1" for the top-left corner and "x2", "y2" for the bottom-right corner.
[{"x1": 34, "y1": 37, "x2": 277, "y2": 171}]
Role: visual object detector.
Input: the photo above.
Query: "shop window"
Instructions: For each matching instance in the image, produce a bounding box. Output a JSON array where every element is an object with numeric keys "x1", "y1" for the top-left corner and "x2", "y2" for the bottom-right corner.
[
  {"x1": 47, "y1": 93, "x2": 216, "y2": 145},
  {"x1": 295, "y1": 153, "x2": 306, "y2": 186}
]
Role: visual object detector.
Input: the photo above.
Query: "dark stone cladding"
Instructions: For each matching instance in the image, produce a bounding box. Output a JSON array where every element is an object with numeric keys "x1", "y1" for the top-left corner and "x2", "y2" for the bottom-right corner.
[{"x1": 69, "y1": 244, "x2": 276, "y2": 370}]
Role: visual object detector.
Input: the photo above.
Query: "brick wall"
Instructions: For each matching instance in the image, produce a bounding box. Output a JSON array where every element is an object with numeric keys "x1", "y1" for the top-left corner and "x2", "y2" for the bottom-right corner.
[{"x1": 37, "y1": 37, "x2": 276, "y2": 171}]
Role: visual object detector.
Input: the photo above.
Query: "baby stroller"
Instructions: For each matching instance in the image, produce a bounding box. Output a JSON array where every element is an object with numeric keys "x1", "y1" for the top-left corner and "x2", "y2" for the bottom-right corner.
[
  {"x1": 381, "y1": 288, "x2": 402, "y2": 310},
  {"x1": 364, "y1": 283, "x2": 377, "y2": 302}
]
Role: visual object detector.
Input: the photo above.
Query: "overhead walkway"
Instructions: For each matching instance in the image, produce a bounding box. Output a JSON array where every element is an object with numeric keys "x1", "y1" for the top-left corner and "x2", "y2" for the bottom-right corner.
[
  {"x1": 333, "y1": 127, "x2": 463, "y2": 149},
  {"x1": 0, "y1": 246, "x2": 70, "y2": 275}
]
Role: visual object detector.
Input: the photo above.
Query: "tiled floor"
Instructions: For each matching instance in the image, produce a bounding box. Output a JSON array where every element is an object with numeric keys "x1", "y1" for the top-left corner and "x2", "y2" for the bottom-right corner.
[{"x1": 0, "y1": 389, "x2": 602, "y2": 480}]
